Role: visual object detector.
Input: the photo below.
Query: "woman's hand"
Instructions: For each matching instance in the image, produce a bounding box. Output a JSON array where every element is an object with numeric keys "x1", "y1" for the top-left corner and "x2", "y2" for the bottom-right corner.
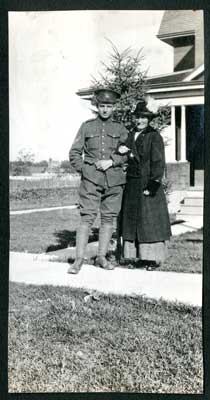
[
  {"x1": 144, "y1": 180, "x2": 160, "y2": 196},
  {"x1": 118, "y1": 145, "x2": 130, "y2": 154}
]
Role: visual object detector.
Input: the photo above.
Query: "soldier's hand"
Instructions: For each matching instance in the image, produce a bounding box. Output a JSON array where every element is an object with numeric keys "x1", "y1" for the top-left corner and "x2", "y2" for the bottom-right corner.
[{"x1": 95, "y1": 160, "x2": 113, "y2": 171}]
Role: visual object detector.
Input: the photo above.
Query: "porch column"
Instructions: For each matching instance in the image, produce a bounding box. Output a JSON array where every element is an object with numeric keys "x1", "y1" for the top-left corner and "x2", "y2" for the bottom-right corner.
[
  {"x1": 180, "y1": 105, "x2": 187, "y2": 162},
  {"x1": 170, "y1": 106, "x2": 176, "y2": 161}
]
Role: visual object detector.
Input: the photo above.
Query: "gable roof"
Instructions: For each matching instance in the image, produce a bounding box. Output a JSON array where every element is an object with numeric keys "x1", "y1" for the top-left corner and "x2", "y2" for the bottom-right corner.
[
  {"x1": 146, "y1": 64, "x2": 204, "y2": 88},
  {"x1": 146, "y1": 69, "x2": 193, "y2": 85}
]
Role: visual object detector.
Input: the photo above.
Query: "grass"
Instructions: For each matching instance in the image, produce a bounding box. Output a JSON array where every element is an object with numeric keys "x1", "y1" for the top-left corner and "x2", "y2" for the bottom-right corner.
[
  {"x1": 8, "y1": 282, "x2": 203, "y2": 393},
  {"x1": 10, "y1": 187, "x2": 79, "y2": 211},
  {"x1": 160, "y1": 229, "x2": 203, "y2": 274},
  {"x1": 10, "y1": 209, "x2": 80, "y2": 253},
  {"x1": 10, "y1": 175, "x2": 80, "y2": 191},
  {"x1": 10, "y1": 209, "x2": 203, "y2": 273}
]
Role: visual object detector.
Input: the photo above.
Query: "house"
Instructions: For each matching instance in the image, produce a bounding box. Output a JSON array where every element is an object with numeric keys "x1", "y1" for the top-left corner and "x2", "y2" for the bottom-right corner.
[{"x1": 146, "y1": 10, "x2": 204, "y2": 190}]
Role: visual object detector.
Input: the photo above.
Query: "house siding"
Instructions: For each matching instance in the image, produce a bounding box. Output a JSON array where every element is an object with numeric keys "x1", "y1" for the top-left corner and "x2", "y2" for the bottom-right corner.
[
  {"x1": 195, "y1": 12, "x2": 204, "y2": 67},
  {"x1": 158, "y1": 10, "x2": 200, "y2": 37}
]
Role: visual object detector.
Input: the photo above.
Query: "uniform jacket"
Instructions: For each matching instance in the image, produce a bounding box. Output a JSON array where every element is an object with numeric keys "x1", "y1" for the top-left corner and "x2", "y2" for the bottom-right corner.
[
  {"x1": 121, "y1": 126, "x2": 171, "y2": 242},
  {"x1": 69, "y1": 116, "x2": 128, "y2": 187}
]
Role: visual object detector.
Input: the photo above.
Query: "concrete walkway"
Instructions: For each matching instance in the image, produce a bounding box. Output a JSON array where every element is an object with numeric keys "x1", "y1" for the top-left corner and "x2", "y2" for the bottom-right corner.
[
  {"x1": 10, "y1": 252, "x2": 202, "y2": 307},
  {"x1": 10, "y1": 205, "x2": 77, "y2": 215}
]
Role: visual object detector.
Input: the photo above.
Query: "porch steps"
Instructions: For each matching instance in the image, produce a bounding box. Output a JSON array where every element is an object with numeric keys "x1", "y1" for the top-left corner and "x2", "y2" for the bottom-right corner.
[{"x1": 176, "y1": 187, "x2": 204, "y2": 220}]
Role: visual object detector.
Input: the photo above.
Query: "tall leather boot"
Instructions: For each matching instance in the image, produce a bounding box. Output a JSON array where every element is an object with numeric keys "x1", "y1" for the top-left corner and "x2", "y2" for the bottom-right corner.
[
  {"x1": 95, "y1": 224, "x2": 114, "y2": 270},
  {"x1": 67, "y1": 224, "x2": 89, "y2": 274}
]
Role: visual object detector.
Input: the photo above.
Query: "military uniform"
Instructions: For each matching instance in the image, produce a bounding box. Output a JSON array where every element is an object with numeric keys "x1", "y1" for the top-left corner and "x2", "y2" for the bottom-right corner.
[
  {"x1": 70, "y1": 116, "x2": 128, "y2": 225},
  {"x1": 67, "y1": 88, "x2": 128, "y2": 274}
]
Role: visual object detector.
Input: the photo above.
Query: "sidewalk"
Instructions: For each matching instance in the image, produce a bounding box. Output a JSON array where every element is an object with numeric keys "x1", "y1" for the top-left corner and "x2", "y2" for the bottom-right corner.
[
  {"x1": 10, "y1": 205, "x2": 77, "y2": 215},
  {"x1": 9, "y1": 252, "x2": 202, "y2": 307}
]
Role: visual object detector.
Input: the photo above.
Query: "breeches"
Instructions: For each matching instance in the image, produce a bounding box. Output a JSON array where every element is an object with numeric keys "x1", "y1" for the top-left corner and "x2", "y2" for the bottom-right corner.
[{"x1": 78, "y1": 178, "x2": 124, "y2": 226}]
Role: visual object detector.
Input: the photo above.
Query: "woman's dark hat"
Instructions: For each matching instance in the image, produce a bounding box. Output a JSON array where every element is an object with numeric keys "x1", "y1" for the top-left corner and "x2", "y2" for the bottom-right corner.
[
  {"x1": 94, "y1": 88, "x2": 120, "y2": 104},
  {"x1": 133, "y1": 100, "x2": 158, "y2": 119}
]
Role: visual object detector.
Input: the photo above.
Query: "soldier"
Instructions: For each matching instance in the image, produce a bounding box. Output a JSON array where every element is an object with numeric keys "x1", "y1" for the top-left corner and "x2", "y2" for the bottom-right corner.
[{"x1": 67, "y1": 88, "x2": 128, "y2": 274}]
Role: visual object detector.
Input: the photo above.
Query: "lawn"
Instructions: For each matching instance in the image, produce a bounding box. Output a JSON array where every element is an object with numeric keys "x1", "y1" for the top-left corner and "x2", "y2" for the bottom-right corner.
[
  {"x1": 10, "y1": 209, "x2": 80, "y2": 253},
  {"x1": 10, "y1": 209, "x2": 203, "y2": 273},
  {"x1": 8, "y1": 282, "x2": 203, "y2": 393},
  {"x1": 10, "y1": 187, "x2": 79, "y2": 211}
]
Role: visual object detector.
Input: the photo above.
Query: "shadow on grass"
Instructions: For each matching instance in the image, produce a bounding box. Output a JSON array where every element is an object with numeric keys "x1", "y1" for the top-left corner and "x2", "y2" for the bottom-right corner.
[
  {"x1": 117, "y1": 258, "x2": 146, "y2": 270},
  {"x1": 177, "y1": 228, "x2": 203, "y2": 243},
  {"x1": 170, "y1": 219, "x2": 185, "y2": 225},
  {"x1": 46, "y1": 228, "x2": 99, "y2": 252},
  {"x1": 185, "y1": 238, "x2": 203, "y2": 243}
]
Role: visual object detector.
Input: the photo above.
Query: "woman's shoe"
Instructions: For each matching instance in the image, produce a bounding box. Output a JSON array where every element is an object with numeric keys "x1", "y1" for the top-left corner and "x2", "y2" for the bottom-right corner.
[{"x1": 135, "y1": 259, "x2": 146, "y2": 269}]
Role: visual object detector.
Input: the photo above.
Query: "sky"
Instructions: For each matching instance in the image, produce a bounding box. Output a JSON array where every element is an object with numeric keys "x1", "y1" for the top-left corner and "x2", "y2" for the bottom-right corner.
[{"x1": 9, "y1": 10, "x2": 173, "y2": 162}]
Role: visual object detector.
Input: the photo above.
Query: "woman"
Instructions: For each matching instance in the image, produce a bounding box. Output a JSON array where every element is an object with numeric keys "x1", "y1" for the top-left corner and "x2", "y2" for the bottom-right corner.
[{"x1": 118, "y1": 100, "x2": 171, "y2": 270}]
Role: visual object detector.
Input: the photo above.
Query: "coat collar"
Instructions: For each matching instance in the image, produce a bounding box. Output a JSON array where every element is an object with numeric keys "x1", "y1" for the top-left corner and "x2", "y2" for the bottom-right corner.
[
  {"x1": 129, "y1": 125, "x2": 153, "y2": 161},
  {"x1": 129, "y1": 129, "x2": 141, "y2": 162}
]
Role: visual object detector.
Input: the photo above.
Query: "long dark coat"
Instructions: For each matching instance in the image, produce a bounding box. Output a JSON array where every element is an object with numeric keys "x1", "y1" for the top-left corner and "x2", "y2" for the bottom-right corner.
[{"x1": 121, "y1": 126, "x2": 171, "y2": 243}]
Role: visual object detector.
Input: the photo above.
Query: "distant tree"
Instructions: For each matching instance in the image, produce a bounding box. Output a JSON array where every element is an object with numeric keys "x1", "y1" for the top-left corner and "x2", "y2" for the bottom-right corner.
[
  {"x1": 35, "y1": 160, "x2": 48, "y2": 167},
  {"x1": 34, "y1": 160, "x2": 48, "y2": 172},
  {"x1": 10, "y1": 161, "x2": 31, "y2": 176},
  {"x1": 17, "y1": 148, "x2": 35, "y2": 165},
  {"x1": 60, "y1": 160, "x2": 71, "y2": 172},
  {"x1": 11, "y1": 148, "x2": 35, "y2": 176},
  {"x1": 60, "y1": 160, "x2": 77, "y2": 174}
]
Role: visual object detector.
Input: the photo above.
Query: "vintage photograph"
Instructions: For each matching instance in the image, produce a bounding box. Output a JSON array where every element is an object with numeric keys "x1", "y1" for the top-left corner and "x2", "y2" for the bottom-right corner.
[{"x1": 9, "y1": 10, "x2": 204, "y2": 392}]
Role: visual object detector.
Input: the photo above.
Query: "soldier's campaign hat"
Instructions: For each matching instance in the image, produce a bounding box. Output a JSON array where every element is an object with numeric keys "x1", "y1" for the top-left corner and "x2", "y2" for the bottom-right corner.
[
  {"x1": 133, "y1": 99, "x2": 158, "y2": 120},
  {"x1": 94, "y1": 88, "x2": 120, "y2": 104}
]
